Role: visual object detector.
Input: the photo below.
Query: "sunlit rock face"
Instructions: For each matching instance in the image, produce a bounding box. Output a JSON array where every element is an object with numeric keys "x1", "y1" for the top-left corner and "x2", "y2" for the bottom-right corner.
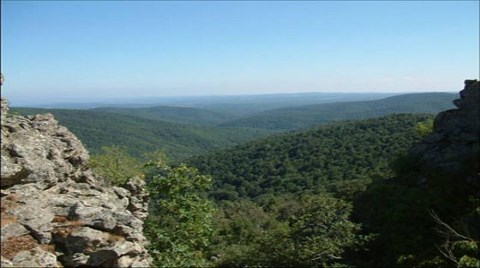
[
  {"x1": 1, "y1": 98, "x2": 151, "y2": 267},
  {"x1": 410, "y1": 79, "x2": 479, "y2": 190}
]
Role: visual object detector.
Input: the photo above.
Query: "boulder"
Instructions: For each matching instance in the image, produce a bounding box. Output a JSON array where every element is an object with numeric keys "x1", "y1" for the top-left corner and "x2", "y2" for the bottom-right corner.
[{"x1": 0, "y1": 98, "x2": 151, "y2": 267}]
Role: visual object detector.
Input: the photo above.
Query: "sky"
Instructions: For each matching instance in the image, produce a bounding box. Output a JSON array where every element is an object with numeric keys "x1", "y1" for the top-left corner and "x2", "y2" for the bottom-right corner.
[{"x1": 1, "y1": 1, "x2": 479, "y2": 105}]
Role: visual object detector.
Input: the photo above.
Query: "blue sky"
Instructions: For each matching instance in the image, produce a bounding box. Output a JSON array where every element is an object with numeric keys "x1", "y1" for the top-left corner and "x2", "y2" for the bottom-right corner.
[{"x1": 1, "y1": 1, "x2": 479, "y2": 104}]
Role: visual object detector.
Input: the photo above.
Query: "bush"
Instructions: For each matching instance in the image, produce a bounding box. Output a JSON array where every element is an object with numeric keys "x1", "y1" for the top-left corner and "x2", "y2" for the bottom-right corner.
[{"x1": 88, "y1": 146, "x2": 143, "y2": 185}]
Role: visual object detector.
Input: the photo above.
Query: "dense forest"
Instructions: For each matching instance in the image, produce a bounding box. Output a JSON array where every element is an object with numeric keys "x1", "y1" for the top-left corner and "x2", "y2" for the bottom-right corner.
[
  {"x1": 188, "y1": 114, "x2": 432, "y2": 201},
  {"x1": 92, "y1": 105, "x2": 238, "y2": 126}
]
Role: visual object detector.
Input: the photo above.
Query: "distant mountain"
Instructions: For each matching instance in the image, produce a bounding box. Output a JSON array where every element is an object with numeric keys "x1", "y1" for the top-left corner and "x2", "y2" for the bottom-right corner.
[
  {"x1": 188, "y1": 114, "x2": 433, "y2": 201},
  {"x1": 91, "y1": 106, "x2": 237, "y2": 126},
  {"x1": 14, "y1": 92, "x2": 397, "y2": 116},
  {"x1": 197, "y1": 92, "x2": 399, "y2": 116},
  {"x1": 11, "y1": 108, "x2": 273, "y2": 161},
  {"x1": 220, "y1": 92, "x2": 456, "y2": 130}
]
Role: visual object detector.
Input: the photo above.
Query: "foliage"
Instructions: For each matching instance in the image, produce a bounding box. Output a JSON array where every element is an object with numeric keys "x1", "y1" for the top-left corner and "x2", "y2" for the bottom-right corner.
[
  {"x1": 260, "y1": 195, "x2": 368, "y2": 267},
  {"x1": 145, "y1": 158, "x2": 215, "y2": 267},
  {"x1": 88, "y1": 146, "x2": 143, "y2": 185},
  {"x1": 189, "y1": 114, "x2": 432, "y2": 200},
  {"x1": 431, "y1": 209, "x2": 480, "y2": 268},
  {"x1": 208, "y1": 199, "x2": 284, "y2": 267},
  {"x1": 416, "y1": 118, "x2": 434, "y2": 137},
  {"x1": 210, "y1": 194, "x2": 369, "y2": 267},
  {"x1": 353, "y1": 148, "x2": 480, "y2": 267},
  {"x1": 92, "y1": 105, "x2": 238, "y2": 126}
]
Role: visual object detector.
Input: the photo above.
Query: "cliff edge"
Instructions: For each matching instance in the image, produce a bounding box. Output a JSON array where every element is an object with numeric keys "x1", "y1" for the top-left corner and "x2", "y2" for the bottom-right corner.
[
  {"x1": 410, "y1": 79, "x2": 479, "y2": 192},
  {"x1": 0, "y1": 97, "x2": 151, "y2": 267}
]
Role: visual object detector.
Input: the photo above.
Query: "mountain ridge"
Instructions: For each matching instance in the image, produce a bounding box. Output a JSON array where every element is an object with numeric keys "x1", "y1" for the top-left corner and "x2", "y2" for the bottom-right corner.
[
  {"x1": 221, "y1": 92, "x2": 456, "y2": 130},
  {"x1": 10, "y1": 107, "x2": 273, "y2": 160}
]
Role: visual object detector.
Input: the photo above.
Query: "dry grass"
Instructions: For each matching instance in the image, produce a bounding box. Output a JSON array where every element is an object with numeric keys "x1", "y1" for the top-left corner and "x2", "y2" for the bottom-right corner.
[
  {"x1": 5, "y1": 194, "x2": 18, "y2": 202},
  {"x1": 0, "y1": 235, "x2": 38, "y2": 259},
  {"x1": 107, "y1": 232, "x2": 125, "y2": 243},
  {"x1": 1, "y1": 194, "x2": 19, "y2": 212},
  {"x1": 51, "y1": 215, "x2": 68, "y2": 223},
  {"x1": 0, "y1": 215, "x2": 16, "y2": 227},
  {"x1": 39, "y1": 243, "x2": 56, "y2": 254},
  {"x1": 52, "y1": 226, "x2": 72, "y2": 239},
  {"x1": 1, "y1": 194, "x2": 19, "y2": 227},
  {"x1": 52, "y1": 219, "x2": 84, "y2": 238}
]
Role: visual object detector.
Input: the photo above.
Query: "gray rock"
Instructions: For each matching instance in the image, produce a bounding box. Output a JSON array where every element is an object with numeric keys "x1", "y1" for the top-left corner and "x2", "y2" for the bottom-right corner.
[
  {"x1": 13, "y1": 204, "x2": 55, "y2": 244},
  {"x1": 66, "y1": 252, "x2": 90, "y2": 267},
  {"x1": 72, "y1": 205, "x2": 117, "y2": 231},
  {"x1": 0, "y1": 257, "x2": 14, "y2": 267},
  {"x1": 117, "y1": 255, "x2": 136, "y2": 267},
  {"x1": 10, "y1": 248, "x2": 58, "y2": 267},
  {"x1": 113, "y1": 186, "x2": 131, "y2": 198},
  {"x1": 0, "y1": 97, "x2": 8, "y2": 124},
  {"x1": 1, "y1": 223, "x2": 30, "y2": 242},
  {"x1": 110, "y1": 240, "x2": 143, "y2": 256},
  {"x1": 131, "y1": 257, "x2": 152, "y2": 267},
  {"x1": 62, "y1": 227, "x2": 110, "y2": 256},
  {"x1": 0, "y1": 154, "x2": 29, "y2": 187},
  {"x1": 0, "y1": 100, "x2": 151, "y2": 267}
]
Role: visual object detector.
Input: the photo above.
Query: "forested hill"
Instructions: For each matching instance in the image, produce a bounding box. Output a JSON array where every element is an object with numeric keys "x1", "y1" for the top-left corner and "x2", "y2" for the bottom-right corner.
[
  {"x1": 220, "y1": 92, "x2": 456, "y2": 130},
  {"x1": 188, "y1": 113, "x2": 433, "y2": 201},
  {"x1": 91, "y1": 106, "x2": 237, "y2": 126},
  {"x1": 11, "y1": 107, "x2": 272, "y2": 160}
]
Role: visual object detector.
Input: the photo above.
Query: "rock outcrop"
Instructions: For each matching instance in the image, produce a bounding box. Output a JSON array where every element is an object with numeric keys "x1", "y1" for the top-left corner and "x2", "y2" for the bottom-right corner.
[
  {"x1": 1, "y1": 97, "x2": 151, "y2": 267},
  {"x1": 410, "y1": 79, "x2": 479, "y2": 189}
]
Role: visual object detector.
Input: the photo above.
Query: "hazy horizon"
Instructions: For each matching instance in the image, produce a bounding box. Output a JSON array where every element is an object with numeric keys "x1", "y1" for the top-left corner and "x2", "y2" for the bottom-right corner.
[
  {"x1": 1, "y1": 1, "x2": 478, "y2": 105},
  {"x1": 7, "y1": 91, "x2": 460, "y2": 110}
]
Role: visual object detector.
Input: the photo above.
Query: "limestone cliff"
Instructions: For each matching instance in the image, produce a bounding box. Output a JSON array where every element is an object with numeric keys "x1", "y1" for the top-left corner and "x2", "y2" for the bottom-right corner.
[{"x1": 0, "y1": 98, "x2": 151, "y2": 267}]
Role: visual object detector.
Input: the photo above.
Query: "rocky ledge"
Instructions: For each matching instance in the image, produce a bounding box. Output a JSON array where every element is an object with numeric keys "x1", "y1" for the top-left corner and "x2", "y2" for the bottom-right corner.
[
  {"x1": 410, "y1": 79, "x2": 479, "y2": 191},
  {"x1": 1, "y1": 98, "x2": 151, "y2": 267}
]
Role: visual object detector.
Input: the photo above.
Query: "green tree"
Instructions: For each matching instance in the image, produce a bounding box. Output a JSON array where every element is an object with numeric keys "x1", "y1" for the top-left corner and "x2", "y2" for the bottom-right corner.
[
  {"x1": 88, "y1": 145, "x2": 143, "y2": 185},
  {"x1": 416, "y1": 118, "x2": 434, "y2": 137},
  {"x1": 253, "y1": 194, "x2": 369, "y2": 267},
  {"x1": 210, "y1": 194, "x2": 369, "y2": 267},
  {"x1": 145, "y1": 158, "x2": 215, "y2": 267},
  {"x1": 208, "y1": 200, "x2": 286, "y2": 267}
]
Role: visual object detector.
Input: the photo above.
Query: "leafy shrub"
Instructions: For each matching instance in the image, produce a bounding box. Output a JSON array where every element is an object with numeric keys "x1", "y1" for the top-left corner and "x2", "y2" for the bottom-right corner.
[
  {"x1": 88, "y1": 146, "x2": 143, "y2": 185},
  {"x1": 145, "y1": 158, "x2": 215, "y2": 267}
]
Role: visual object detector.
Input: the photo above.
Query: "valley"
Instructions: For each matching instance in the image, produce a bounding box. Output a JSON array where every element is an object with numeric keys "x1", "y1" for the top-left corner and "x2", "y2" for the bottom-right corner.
[
  {"x1": 12, "y1": 92, "x2": 455, "y2": 161},
  {"x1": 2, "y1": 2, "x2": 478, "y2": 267},
  {"x1": 5, "y1": 82, "x2": 479, "y2": 267}
]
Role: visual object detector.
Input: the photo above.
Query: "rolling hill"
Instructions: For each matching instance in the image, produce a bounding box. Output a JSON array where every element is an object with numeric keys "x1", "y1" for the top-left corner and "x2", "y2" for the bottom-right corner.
[
  {"x1": 188, "y1": 113, "x2": 433, "y2": 201},
  {"x1": 17, "y1": 92, "x2": 396, "y2": 115},
  {"x1": 11, "y1": 92, "x2": 455, "y2": 162},
  {"x1": 220, "y1": 92, "x2": 456, "y2": 130},
  {"x1": 11, "y1": 108, "x2": 273, "y2": 161},
  {"x1": 91, "y1": 106, "x2": 237, "y2": 126}
]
